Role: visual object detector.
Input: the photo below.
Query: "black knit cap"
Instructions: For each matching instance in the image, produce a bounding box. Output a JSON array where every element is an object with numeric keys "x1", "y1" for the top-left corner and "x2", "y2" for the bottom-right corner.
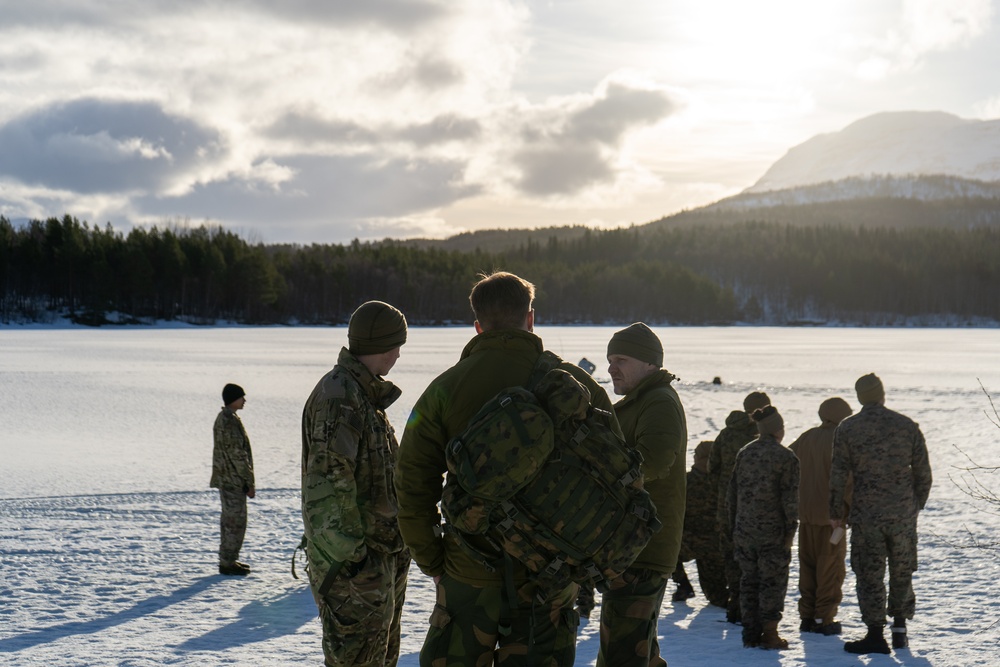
[
  {"x1": 348, "y1": 301, "x2": 407, "y2": 355},
  {"x1": 607, "y1": 322, "x2": 663, "y2": 367},
  {"x1": 222, "y1": 383, "x2": 245, "y2": 406}
]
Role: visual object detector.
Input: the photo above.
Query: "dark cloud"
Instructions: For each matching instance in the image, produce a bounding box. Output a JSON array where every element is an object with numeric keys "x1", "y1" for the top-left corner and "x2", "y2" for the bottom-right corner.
[
  {"x1": 266, "y1": 112, "x2": 480, "y2": 147},
  {"x1": 0, "y1": 98, "x2": 225, "y2": 193},
  {"x1": 136, "y1": 153, "x2": 480, "y2": 227},
  {"x1": 512, "y1": 82, "x2": 677, "y2": 196},
  {"x1": 513, "y1": 145, "x2": 613, "y2": 196},
  {"x1": 0, "y1": 0, "x2": 450, "y2": 32}
]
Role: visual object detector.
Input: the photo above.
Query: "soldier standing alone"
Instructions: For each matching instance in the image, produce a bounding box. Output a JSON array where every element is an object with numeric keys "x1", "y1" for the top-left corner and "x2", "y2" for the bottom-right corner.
[
  {"x1": 301, "y1": 301, "x2": 410, "y2": 667},
  {"x1": 211, "y1": 382, "x2": 255, "y2": 576},
  {"x1": 830, "y1": 373, "x2": 932, "y2": 655}
]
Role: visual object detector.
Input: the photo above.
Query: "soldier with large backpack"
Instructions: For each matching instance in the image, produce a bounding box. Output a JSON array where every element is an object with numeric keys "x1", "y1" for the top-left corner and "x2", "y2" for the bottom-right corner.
[
  {"x1": 598, "y1": 323, "x2": 687, "y2": 667},
  {"x1": 395, "y1": 271, "x2": 637, "y2": 667}
]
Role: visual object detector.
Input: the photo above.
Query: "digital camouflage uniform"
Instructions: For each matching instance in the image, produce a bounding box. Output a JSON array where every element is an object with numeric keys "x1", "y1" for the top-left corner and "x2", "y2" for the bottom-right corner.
[
  {"x1": 830, "y1": 403, "x2": 932, "y2": 627},
  {"x1": 396, "y1": 329, "x2": 620, "y2": 667},
  {"x1": 302, "y1": 347, "x2": 409, "y2": 667},
  {"x1": 598, "y1": 369, "x2": 686, "y2": 667},
  {"x1": 788, "y1": 399, "x2": 852, "y2": 627},
  {"x1": 727, "y1": 434, "x2": 799, "y2": 639},
  {"x1": 211, "y1": 406, "x2": 254, "y2": 566},
  {"x1": 673, "y1": 451, "x2": 728, "y2": 608},
  {"x1": 709, "y1": 410, "x2": 759, "y2": 619}
]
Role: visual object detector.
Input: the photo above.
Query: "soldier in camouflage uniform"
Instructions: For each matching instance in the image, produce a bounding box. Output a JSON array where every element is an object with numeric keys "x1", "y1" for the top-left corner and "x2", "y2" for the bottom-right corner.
[
  {"x1": 710, "y1": 391, "x2": 771, "y2": 623},
  {"x1": 301, "y1": 301, "x2": 410, "y2": 667},
  {"x1": 672, "y1": 440, "x2": 728, "y2": 608},
  {"x1": 788, "y1": 396, "x2": 853, "y2": 635},
  {"x1": 211, "y1": 382, "x2": 255, "y2": 576},
  {"x1": 728, "y1": 406, "x2": 799, "y2": 650},
  {"x1": 396, "y1": 272, "x2": 620, "y2": 667},
  {"x1": 597, "y1": 322, "x2": 687, "y2": 667},
  {"x1": 830, "y1": 373, "x2": 932, "y2": 655}
]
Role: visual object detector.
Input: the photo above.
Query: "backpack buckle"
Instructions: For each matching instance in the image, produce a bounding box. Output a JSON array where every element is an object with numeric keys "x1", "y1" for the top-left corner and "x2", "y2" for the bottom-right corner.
[
  {"x1": 544, "y1": 557, "x2": 564, "y2": 575},
  {"x1": 618, "y1": 469, "x2": 640, "y2": 487},
  {"x1": 631, "y1": 504, "x2": 650, "y2": 521}
]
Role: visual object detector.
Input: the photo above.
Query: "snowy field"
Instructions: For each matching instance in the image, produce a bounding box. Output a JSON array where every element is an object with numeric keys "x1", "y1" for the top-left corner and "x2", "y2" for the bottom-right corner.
[{"x1": 2, "y1": 325, "x2": 999, "y2": 666}]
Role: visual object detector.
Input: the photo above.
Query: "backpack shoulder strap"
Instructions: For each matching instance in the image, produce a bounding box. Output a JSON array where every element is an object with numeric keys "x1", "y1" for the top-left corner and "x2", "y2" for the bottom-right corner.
[{"x1": 526, "y1": 350, "x2": 564, "y2": 391}]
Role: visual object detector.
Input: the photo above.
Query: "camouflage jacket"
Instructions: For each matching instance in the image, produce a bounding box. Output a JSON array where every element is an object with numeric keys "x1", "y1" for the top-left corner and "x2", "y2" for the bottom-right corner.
[
  {"x1": 709, "y1": 410, "x2": 758, "y2": 530},
  {"x1": 613, "y1": 369, "x2": 687, "y2": 574},
  {"x1": 790, "y1": 422, "x2": 851, "y2": 526},
  {"x1": 727, "y1": 434, "x2": 799, "y2": 546},
  {"x1": 395, "y1": 328, "x2": 621, "y2": 586},
  {"x1": 210, "y1": 407, "x2": 254, "y2": 492},
  {"x1": 682, "y1": 466, "x2": 719, "y2": 556},
  {"x1": 301, "y1": 347, "x2": 404, "y2": 582},
  {"x1": 830, "y1": 403, "x2": 932, "y2": 526}
]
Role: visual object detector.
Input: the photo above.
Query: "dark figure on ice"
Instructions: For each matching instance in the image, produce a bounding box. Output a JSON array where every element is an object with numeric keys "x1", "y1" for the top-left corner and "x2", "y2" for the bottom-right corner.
[
  {"x1": 598, "y1": 323, "x2": 687, "y2": 667},
  {"x1": 830, "y1": 373, "x2": 933, "y2": 655},
  {"x1": 728, "y1": 406, "x2": 799, "y2": 650},
  {"x1": 710, "y1": 390, "x2": 771, "y2": 623},
  {"x1": 789, "y1": 396, "x2": 853, "y2": 636},
  {"x1": 301, "y1": 300, "x2": 410, "y2": 667},
  {"x1": 671, "y1": 440, "x2": 728, "y2": 608},
  {"x1": 211, "y1": 383, "x2": 255, "y2": 576}
]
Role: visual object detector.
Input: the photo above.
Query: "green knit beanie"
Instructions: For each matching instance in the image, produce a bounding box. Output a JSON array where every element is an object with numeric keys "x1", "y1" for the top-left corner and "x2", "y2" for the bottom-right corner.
[
  {"x1": 743, "y1": 391, "x2": 771, "y2": 413},
  {"x1": 348, "y1": 301, "x2": 407, "y2": 355},
  {"x1": 607, "y1": 322, "x2": 663, "y2": 367},
  {"x1": 855, "y1": 373, "x2": 885, "y2": 405},
  {"x1": 819, "y1": 396, "x2": 852, "y2": 424},
  {"x1": 752, "y1": 405, "x2": 784, "y2": 436}
]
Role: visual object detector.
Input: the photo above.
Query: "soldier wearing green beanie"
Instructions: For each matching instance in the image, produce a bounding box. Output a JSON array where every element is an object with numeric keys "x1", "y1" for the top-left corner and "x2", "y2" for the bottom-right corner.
[
  {"x1": 599, "y1": 322, "x2": 686, "y2": 667},
  {"x1": 301, "y1": 300, "x2": 409, "y2": 667}
]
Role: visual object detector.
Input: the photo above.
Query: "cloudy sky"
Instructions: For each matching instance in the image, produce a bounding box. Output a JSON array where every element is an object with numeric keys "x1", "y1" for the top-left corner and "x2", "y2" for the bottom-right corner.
[{"x1": 0, "y1": 0, "x2": 997, "y2": 244}]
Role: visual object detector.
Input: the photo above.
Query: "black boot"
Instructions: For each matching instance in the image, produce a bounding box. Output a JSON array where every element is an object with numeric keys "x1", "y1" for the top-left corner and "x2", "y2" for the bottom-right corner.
[
  {"x1": 891, "y1": 617, "x2": 908, "y2": 649},
  {"x1": 742, "y1": 623, "x2": 762, "y2": 648},
  {"x1": 844, "y1": 624, "x2": 890, "y2": 655},
  {"x1": 671, "y1": 581, "x2": 695, "y2": 602}
]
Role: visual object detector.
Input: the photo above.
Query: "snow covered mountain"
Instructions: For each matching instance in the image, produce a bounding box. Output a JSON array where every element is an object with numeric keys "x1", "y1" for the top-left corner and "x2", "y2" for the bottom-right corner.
[{"x1": 747, "y1": 111, "x2": 1000, "y2": 193}]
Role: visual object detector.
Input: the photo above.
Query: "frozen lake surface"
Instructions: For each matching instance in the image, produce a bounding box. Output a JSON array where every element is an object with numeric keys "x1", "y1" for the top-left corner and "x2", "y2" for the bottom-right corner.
[{"x1": 2, "y1": 325, "x2": 999, "y2": 665}]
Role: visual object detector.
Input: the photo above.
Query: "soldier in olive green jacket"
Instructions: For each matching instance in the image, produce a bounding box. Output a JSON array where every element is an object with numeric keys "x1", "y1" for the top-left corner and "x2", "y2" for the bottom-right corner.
[
  {"x1": 597, "y1": 322, "x2": 687, "y2": 667},
  {"x1": 395, "y1": 271, "x2": 619, "y2": 667},
  {"x1": 211, "y1": 382, "x2": 255, "y2": 576},
  {"x1": 301, "y1": 301, "x2": 410, "y2": 667}
]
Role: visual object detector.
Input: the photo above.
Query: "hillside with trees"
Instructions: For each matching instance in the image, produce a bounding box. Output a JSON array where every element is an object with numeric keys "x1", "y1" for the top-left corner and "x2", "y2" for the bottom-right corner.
[{"x1": 1, "y1": 210, "x2": 998, "y2": 327}]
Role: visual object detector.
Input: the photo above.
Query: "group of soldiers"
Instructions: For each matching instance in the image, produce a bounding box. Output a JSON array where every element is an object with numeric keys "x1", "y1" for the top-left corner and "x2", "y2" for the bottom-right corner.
[{"x1": 209, "y1": 269, "x2": 933, "y2": 666}]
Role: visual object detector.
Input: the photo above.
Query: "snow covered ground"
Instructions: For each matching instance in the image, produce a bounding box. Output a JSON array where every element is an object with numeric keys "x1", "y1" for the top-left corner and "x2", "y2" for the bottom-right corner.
[{"x1": 2, "y1": 325, "x2": 999, "y2": 666}]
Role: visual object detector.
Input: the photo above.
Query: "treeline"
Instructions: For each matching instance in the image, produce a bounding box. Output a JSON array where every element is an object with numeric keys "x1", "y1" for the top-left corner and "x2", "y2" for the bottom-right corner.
[{"x1": 1, "y1": 215, "x2": 998, "y2": 326}]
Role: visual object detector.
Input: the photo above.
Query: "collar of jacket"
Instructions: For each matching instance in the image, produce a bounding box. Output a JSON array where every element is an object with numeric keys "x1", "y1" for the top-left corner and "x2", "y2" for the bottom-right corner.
[
  {"x1": 614, "y1": 368, "x2": 678, "y2": 408},
  {"x1": 459, "y1": 328, "x2": 543, "y2": 361},
  {"x1": 336, "y1": 347, "x2": 402, "y2": 409}
]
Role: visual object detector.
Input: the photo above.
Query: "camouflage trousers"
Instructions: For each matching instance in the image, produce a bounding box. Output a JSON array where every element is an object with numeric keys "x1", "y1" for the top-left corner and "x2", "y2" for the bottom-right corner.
[
  {"x1": 719, "y1": 533, "x2": 741, "y2": 617},
  {"x1": 311, "y1": 550, "x2": 409, "y2": 667},
  {"x1": 797, "y1": 523, "x2": 846, "y2": 624},
  {"x1": 734, "y1": 539, "x2": 791, "y2": 627},
  {"x1": 675, "y1": 540, "x2": 729, "y2": 608},
  {"x1": 596, "y1": 568, "x2": 669, "y2": 667},
  {"x1": 218, "y1": 488, "x2": 247, "y2": 564},
  {"x1": 850, "y1": 521, "x2": 918, "y2": 626},
  {"x1": 420, "y1": 573, "x2": 579, "y2": 667}
]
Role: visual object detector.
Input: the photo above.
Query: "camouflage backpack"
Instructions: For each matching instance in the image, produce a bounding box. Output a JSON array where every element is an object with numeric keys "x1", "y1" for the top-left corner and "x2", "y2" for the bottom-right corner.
[{"x1": 441, "y1": 351, "x2": 661, "y2": 596}]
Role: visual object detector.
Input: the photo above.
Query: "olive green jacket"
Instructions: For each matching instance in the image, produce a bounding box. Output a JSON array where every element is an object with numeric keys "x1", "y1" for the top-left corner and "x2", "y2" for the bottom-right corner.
[
  {"x1": 395, "y1": 328, "x2": 620, "y2": 586},
  {"x1": 613, "y1": 369, "x2": 687, "y2": 574}
]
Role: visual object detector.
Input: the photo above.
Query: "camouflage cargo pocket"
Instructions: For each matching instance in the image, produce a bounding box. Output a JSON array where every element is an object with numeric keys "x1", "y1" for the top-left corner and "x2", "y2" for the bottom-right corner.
[{"x1": 419, "y1": 604, "x2": 454, "y2": 667}]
